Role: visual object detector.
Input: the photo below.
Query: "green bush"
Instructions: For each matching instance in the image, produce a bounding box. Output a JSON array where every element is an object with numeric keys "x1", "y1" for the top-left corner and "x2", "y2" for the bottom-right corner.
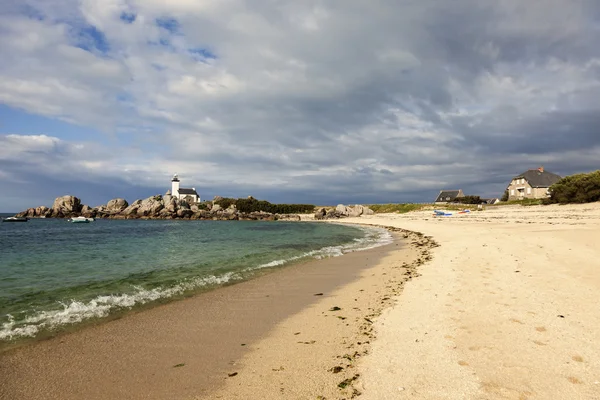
[
  {"x1": 215, "y1": 197, "x2": 236, "y2": 209},
  {"x1": 501, "y1": 190, "x2": 509, "y2": 202},
  {"x1": 546, "y1": 170, "x2": 600, "y2": 204},
  {"x1": 213, "y1": 197, "x2": 315, "y2": 214},
  {"x1": 454, "y1": 195, "x2": 482, "y2": 204}
]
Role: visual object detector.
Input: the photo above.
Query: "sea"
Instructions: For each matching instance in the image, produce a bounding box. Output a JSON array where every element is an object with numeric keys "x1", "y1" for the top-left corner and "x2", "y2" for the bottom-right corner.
[{"x1": 0, "y1": 214, "x2": 391, "y2": 344}]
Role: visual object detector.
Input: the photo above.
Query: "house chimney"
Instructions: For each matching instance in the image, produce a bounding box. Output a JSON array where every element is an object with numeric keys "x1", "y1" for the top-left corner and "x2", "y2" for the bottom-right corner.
[{"x1": 538, "y1": 166, "x2": 544, "y2": 173}]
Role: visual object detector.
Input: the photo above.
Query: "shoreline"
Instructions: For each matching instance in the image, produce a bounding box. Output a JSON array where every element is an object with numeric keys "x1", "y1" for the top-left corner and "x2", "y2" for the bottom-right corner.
[
  {"x1": 0, "y1": 220, "x2": 388, "y2": 348},
  {"x1": 0, "y1": 225, "x2": 433, "y2": 400}
]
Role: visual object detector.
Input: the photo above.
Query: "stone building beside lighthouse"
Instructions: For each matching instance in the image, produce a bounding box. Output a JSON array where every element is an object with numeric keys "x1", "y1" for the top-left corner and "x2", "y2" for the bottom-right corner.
[{"x1": 169, "y1": 174, "x2": 200, "y2": 203}]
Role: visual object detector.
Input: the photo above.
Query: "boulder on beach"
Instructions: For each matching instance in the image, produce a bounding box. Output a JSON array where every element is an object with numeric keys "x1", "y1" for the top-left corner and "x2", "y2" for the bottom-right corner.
[
  {"x1": 315, "y1": 204, "x2": 375, "y2": 220},
  {"x1": 336, "y1": 204, "x2": 350, "y2": 216}
]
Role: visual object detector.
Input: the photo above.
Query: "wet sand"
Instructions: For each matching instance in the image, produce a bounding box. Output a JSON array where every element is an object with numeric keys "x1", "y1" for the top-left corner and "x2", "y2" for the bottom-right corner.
[{"x1": 0, "y1": 231, "x2": 428, "y2": 400}]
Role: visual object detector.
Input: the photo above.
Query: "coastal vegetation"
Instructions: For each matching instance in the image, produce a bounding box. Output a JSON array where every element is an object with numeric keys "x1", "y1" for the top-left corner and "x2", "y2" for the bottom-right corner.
[
  {"x1": 497, "y1": 198, "x2": 544, "y2": 206},
  {"x1": 367, "y1": 203, "x2": 426, "y2": 213},
  {"x1": 213, "y1": 197, "x2": 315, "y2": 214},
  {"x1": 367, "y1": 203, "x2": 477, "y2": 214},
  {"x1": 546, "y1": 170, "x2": 600, "y2": 204},
  {"x1": 452, "y1": 195, "x2": 482, "y2": 204}
]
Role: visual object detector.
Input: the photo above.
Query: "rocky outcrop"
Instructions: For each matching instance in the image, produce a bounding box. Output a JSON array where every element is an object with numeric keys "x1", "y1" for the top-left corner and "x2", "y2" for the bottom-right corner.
[
  {"x1": 51, "y1": 195, "x2": 82, "y2": 218},
  {"x1": 19, "y1": 205, "x2": 50, "y2": 218},
  {"x1": 106, "y1": 198, "x2": 128, "y2": 213},
  {"x1": 17, "y1": 195, "x2": 304, "y2": 222},
  {"x1": 16, "y1": 196, "x2": 83, "y2": 218},
  {"x1": 315, "y1": 204, "x2": 375, "y2": 220},
  {"x1": 81, "y1": 205, "x2": 96, "y2": 218},
  {"x1": 137, "y1": 196, "x2": 164, "y2": 217}
]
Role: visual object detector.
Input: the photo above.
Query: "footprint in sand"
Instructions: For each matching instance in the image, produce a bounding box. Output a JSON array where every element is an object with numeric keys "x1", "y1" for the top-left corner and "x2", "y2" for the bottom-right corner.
[
  {"x1": 572, "y1": 355, "x2": 584, "y2": 362},
  {"x1": 535, "y1": 326, "x2": 547, "y2": 332},
  {"x1": 458, "y1": 360, "x2": 469, "y2": 366},
  {"x1": 532, "y1": 340, "x2": 547, "y2": 346},
  {"x1": 510, "y1": 318, "x2": 524, "y2": 324},
  {"x1": 567, "y1": 376, "x2": 582, "y2": 384}
]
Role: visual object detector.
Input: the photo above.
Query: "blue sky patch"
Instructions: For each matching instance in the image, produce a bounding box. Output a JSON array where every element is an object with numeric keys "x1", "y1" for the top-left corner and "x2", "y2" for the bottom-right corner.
[
  {"x1": 156, "y1": 17, "x2": 180, "y2": 34},
  {"x1": 75, "y1": 25, "x2": 110, "y2": 54},
  {"x1": 20, "y1": 4, "x2": 45, "y2": 21},
  {"x1": 189, "y1": 47, "x2": 217, "y2": 60},
  {"x1": 120, "y1": 12, "x2": 136, "y2": 24},
  {"x1": 0, "y1": 105, "x2": 102, "y2": 142}
]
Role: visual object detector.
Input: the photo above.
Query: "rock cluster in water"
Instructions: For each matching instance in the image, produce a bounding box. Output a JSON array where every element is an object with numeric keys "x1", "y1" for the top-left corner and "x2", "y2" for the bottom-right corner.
[
  {"x1": 314, "y1": 204, "x2": 375, "y2": 220},
  {"x1": 16, "y1": 195, "x2": 302, "y2": 221}
]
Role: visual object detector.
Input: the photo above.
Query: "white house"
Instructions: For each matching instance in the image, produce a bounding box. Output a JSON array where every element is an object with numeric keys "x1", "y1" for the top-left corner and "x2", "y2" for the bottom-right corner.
[{"x1": 170, "y1": 174, "x2": 200, "y2": 203}]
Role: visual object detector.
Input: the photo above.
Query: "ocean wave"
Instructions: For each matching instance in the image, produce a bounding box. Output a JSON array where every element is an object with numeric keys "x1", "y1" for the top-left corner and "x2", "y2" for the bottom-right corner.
[
  {"x1": 0, "y1": 272, "x2": 240, "y2": 341},
  {"x1": 256, "y1": 225, "x2": 393, "y2": 269}
]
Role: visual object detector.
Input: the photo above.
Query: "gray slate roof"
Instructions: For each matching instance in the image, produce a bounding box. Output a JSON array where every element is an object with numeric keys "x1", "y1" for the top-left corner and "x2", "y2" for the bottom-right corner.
[
  {"x1": 435, "y1": 190, "x2": 463, "y2": 202},
  {"x1": 515, "y1": 169, "x2": 562, "y2": 188},
  {"x1": 178, "y1": 188, "x2": 198, "y2": 195}
]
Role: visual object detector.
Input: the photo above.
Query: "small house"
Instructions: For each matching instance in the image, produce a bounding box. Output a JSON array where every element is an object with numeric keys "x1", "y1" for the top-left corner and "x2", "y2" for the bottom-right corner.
[
  {"x1": 506, "y1": 167, "x2": 561, "y2": 200},
  {"x1": 434, "y1": 189, "x2": 464, "y2": 204}
]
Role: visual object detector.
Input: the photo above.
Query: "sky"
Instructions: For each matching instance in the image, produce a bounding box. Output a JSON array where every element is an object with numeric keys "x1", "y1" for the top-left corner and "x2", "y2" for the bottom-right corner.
[{"x1": 1, "y1": 0, "x2": 600, "y2": 211}]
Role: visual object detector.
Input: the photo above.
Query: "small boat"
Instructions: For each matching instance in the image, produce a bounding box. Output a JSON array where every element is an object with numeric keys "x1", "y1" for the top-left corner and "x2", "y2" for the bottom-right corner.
[
  {"x1": 68, "y1": 216, "x2": 94, "y2": 223},
  {"x1": 2, "y1": 216, "x2": 29, "y2": 222}
]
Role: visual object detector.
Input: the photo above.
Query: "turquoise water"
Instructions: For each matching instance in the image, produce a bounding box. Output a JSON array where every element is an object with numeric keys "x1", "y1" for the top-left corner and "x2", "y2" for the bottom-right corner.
[{"x1": 0, "y1": 216, "x2": 391, "y2": 341}]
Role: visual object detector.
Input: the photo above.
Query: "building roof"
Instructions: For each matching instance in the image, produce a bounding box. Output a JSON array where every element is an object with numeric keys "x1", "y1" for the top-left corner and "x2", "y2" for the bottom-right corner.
[
  {"x1": 515, "y1": 169, "x2": 562, "y2": 188},
  {"x1": 178, "y1": 188, "x2": 198, "y2": 195},
  {"x1": 435, "y1": 190, "x2": 463, "y2": 202}
]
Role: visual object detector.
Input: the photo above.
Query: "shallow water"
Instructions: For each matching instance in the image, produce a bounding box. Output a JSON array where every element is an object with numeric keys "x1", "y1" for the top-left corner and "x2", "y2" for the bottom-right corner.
[{"x1": 0, "y1": 217, "x2": 391, "y2": 341}]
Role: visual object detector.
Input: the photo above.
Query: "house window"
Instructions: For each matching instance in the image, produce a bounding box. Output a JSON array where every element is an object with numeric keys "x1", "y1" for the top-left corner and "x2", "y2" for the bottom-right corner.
[
  {"x1": 527, "y1": 187, "x2": 531, "y2": 194},
  {"x1": 510, "y1": 189, "x2": 515, "y2": 196}
]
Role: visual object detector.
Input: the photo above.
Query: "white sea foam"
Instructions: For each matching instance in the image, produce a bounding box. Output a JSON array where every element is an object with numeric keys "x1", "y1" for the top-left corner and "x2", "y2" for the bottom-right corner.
[
  {"x1": 256, "y1": 225, "x2": 393, "y2": 269},
  {"x1": 0, "y1": 272, "x2": 240, "y2": 341}
]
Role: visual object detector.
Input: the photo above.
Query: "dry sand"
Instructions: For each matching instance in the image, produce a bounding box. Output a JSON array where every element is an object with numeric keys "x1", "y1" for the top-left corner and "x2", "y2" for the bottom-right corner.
[{"x1": 345, "y1": 203, "x2": 600, "y2": 400}]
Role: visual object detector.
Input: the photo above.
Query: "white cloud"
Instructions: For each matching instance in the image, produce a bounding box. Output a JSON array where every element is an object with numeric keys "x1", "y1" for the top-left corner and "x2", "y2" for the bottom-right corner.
[{"x1": 1, "y1": 0, "x2": 600, "y2": 210}]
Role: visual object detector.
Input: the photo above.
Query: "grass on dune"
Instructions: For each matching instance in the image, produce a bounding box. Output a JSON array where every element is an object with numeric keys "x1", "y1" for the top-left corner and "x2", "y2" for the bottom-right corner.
[
  {"x1": 367, "y1": 203, "x2": 428, "y2": 213},
  {"x1": 367, "y1": 203, "x2": 484, "y2": 214}
]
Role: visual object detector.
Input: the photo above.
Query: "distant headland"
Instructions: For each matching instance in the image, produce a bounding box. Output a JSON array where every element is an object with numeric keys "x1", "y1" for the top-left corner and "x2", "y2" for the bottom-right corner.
[{"x1": 14, "y1": 174, "x2": 377, "y2": 221}]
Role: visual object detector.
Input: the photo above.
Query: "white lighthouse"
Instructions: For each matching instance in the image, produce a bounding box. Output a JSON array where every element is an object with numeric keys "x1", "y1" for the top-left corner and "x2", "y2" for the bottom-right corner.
[
  {"x1": 171, "y1": 173, "x2": 180, "y2": 198},
  {"x1": 170, "y1": 173, "x2": 200, "y2": 203}
]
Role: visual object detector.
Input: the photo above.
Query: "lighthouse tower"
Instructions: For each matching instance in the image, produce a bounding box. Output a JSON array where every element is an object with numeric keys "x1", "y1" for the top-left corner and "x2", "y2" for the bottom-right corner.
[{"x1": 171, "y1": 173, "x2": 180, "y2": 197}]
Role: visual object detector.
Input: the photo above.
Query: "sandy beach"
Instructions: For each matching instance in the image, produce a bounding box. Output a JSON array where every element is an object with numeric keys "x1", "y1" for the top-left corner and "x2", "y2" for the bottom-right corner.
[
  {"x1": 349, "y1": 203, "x2": 600, "y2": 399},
  {"x1": 2, "y1": 203, "x2": 600, "y2": 399}
]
